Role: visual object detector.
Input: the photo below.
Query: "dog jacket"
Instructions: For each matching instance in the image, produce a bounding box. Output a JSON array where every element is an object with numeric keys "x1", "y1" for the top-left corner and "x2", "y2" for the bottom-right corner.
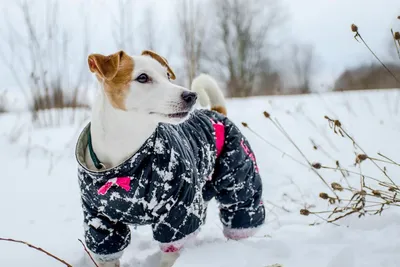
[{"x1": 75, "y1": 109, "x2": 265, "y2": 261}]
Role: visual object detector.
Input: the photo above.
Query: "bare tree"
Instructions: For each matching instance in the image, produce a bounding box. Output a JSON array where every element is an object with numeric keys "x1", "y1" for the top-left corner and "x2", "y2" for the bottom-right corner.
[
  {"x1": 143, "y1": 6, "x2": 156, "y2": 51},
  {"x1": 177, "y1": 0, "x2": 208, "y2": 87},
  {"x1": 289, "y1": 44, "x2": 316, "y2": 94},
  {"x1": 0, "y1": 0, "x2": 90, "y2": 126},
  {"x1": 209, "y1": 0, "x2": 285, "y2": 97},
  {"x1": 112, "y1": 0, "x2": 135, "y2": 53},
  {"x1": 253, "y1": 59, "x2": 283, "y2": 95},
  {"x1": 140, "y1": 5, "x2": 167, "y2": 54}
]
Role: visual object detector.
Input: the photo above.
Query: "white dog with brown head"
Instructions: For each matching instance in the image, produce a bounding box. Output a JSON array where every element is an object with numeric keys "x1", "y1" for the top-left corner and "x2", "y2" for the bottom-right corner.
[
  {"x1": 85, "y1": 50, "x2": 226, "y2": 267},
  {"x1": 86, "y1": 50, "x2": 202, "y2": 169}
]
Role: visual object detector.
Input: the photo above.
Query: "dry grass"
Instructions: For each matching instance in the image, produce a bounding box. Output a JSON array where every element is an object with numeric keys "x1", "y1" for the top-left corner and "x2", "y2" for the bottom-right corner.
[
  {"x1": 299, "y1": 20, "x2": 400, "y2": 224},
  {"x1": 245, "y1": 108, "x2": 400, "y2": 225},
  {"x1": 30, "y1": 88, "x2": 90, "y2": 127},
  {"x1": 302, "y1": 116, "x2": 400, "y2": 223},
  {"x1": 31, "y1": 88, "x2": 89, "y2": 112},
  {"x1": 0, "y1": 1, "x2": 91, "y2": 127},
  {"x1": 0, "y1": 91, "x2": 7, "y2": 113}
]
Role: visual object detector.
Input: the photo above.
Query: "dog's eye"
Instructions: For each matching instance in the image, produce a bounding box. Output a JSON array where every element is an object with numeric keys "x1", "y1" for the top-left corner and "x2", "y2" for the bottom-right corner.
[{"x1": 136, "y1": 73, "x2": 149, "y2": 83}]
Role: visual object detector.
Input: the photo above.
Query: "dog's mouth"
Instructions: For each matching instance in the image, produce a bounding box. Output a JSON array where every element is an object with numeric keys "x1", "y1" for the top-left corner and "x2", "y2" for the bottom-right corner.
[
  {"x1": 166, "y1": 111, "x2": 189, "y2": 118},
  {"x1": 149, "y1": 111, "x2": 190, "y2": 119}
]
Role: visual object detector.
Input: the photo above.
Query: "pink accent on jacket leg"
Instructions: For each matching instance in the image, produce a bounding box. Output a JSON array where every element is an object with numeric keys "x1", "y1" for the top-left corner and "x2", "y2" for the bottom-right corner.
[
  {"x1": 159, "y1": 230, "x2": 199, "y2": 253},
  {"x1": 240, "y1": 139, "x2": 259, "y2": 173},
  {"x1": 210, "y1": 119, "x2": 225, "y2": 157}
]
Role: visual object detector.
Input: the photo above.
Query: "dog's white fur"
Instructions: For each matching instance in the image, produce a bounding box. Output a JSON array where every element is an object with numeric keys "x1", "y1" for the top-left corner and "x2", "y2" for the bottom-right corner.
[
  {"x1": 86, "y1": 52, "x2": 225, "y2": 267},
  {"x1": 87, "y1": 55, "x2": 198, "y2": 169}
]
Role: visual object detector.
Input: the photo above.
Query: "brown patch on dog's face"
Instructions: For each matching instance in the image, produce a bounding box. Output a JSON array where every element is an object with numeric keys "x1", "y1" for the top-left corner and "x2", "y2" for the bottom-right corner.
[
  {"x1": 141, "y1": 50, "x2": 176, "y2": 80},
  {"x1": 211, "y1": 106, "x2": 227, "y2": 116},
  {"x1": 88, "y1": 51, "x2": 134, "y2": 110}
]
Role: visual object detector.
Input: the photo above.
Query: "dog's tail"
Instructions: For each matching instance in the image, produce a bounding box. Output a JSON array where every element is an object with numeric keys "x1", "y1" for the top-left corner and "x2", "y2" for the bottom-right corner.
[{"x1": 191, "y1": 74, "x2": 227, "y2": 115}]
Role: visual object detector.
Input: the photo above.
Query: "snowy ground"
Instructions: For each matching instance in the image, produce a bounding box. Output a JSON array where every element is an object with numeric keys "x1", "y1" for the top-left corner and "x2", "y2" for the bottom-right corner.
[{"x1": 1, "y1": 89, "x2": 400, "y2": 267}]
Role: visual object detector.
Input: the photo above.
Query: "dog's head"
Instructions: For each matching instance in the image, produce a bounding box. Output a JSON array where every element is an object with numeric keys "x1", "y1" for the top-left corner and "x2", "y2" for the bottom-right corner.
[{"x1": 88, "y1": 50, "x2": 197, "y2": 124}]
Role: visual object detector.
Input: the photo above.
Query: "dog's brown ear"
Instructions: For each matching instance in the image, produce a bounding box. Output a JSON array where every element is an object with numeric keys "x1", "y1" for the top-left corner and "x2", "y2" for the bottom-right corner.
[
  {"x1": 88, "y1": 51, "x2": 126, "y2": 80},
  {"x1": 141, "y1": 50, "x2": 176, "y2": 80}
]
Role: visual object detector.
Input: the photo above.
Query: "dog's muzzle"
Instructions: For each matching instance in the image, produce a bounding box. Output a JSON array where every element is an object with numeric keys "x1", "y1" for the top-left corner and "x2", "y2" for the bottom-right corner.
[{"x1": 181, "y1": 91, "x2": 197, "y2": 108}]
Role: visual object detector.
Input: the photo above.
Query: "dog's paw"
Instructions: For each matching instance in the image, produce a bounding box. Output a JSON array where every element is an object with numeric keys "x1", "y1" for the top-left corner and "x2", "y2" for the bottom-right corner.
[
  {"x1": 159, "y1": 251, "x2": 179, "y2": 267},
  {"x1": 223, "y1": 227, "x2": 259, "y2": 240}
]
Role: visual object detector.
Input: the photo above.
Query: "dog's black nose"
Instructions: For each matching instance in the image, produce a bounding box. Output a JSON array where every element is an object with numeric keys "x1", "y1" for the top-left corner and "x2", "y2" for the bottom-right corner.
[{"x1": 181, "y1": 91, "x2": 198, "y2": 105}]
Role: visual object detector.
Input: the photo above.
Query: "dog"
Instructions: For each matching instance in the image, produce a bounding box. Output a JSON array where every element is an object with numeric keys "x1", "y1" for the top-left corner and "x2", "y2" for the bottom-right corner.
[{"x1": 75, "y1": 50, "x2": 265, "y2": 267}]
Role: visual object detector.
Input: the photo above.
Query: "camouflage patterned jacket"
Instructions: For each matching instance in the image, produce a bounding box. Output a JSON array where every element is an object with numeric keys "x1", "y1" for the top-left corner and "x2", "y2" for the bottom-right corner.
[{"x1": 75, "y1": 109, "x2": 265, "y2": 262}]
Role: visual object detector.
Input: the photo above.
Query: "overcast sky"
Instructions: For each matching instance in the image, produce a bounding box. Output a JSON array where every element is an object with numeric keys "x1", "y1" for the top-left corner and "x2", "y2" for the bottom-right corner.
[
  {"x1": 286, "y1": 0, "x2": 400, "y2": 89},
  {"x1": 0, "y1": 0, "x2": 399, "y2": 91}
]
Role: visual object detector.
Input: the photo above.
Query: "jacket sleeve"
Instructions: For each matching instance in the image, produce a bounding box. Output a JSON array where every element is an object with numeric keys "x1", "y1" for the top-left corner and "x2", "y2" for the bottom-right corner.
[
  {"x1": 81, "y1": 196, "x2": 131, "y2": 262},
  {"x1": 210, "y1": 115, "x2": 265, "y2": 239},
  {"x1": 149, "y1": 135, "x2": 203, "y2": 252}
]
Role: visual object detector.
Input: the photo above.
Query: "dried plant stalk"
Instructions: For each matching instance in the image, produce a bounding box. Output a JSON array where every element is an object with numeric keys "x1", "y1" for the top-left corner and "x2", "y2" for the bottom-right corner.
[
  {"x1": 79, "y1": 239, "x2": 99, "y2": 267},
  {"x1": 0, "y1": 237, "x2": 72, "y2": 266}
]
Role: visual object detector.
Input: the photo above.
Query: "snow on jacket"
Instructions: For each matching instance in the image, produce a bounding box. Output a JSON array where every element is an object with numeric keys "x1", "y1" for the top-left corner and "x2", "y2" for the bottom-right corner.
[{"x1": 75, "y1": 109, "x2": 265, "y2": 261}]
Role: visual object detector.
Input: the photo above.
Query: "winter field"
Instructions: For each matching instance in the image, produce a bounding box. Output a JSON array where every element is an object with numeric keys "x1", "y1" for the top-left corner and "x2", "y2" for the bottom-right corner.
[{"x1": 1, "y1": 89, "x2": 400, "y2": 267}]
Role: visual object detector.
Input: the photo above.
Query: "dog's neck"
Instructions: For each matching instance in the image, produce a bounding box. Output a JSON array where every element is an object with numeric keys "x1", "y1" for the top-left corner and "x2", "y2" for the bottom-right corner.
[{"x1": 89, "y1": 86, "x2": 159, "y2": 169}]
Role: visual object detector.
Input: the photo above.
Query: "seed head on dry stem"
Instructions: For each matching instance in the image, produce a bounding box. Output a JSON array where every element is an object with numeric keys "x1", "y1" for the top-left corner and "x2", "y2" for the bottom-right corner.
[
  {"x1": 300, "y1": 209, "x2": 310, "y2": 216},
  {"x1": 305, "y1": 116, "x2": 400, "y2": 224},
  {"x1": 398, "y1": 16, "x2": 400, "y2": 20},
  {"x1": 395, "y1": 32, "x2": 400, "y2": 40},
  {"x1": 372, "y1": 190, "x2": 381, "y2": 196},
  {"x1": 319, "y1": 192, "x2": 329, "y2": 200},
  {"x1": 389, "y1": 186, "x2": 397, "y2": 192},
  {"x1": 356, "y1": 154, "x2": 368, "y2": 165},
  {"x1": 263, "y1": 111, "x2": 270, "y2": 118},
  {"x1": 312, "y1": 162, "x2": 322, "y2": 169},
  {"x1": 324, "y1": 116, "x2": 344, "y2": 136},
  {"x1": 351, "y1": 24, "x2": 358, "y2": 32},
  {"x1": 241, "y1": 122, "x2": 248, "y2": 127},
  {"x1": 357, "y1": 154, "x2": 368, "y2": 161},
  {"x1": 331, "y1": 182, "x2": 343, "y2": 191}
]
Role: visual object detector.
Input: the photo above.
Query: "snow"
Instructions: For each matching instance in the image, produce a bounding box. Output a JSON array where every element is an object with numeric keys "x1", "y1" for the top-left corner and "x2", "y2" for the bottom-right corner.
[{"x1": 1, "y1": 89, "x2": 400, "y2": 266}]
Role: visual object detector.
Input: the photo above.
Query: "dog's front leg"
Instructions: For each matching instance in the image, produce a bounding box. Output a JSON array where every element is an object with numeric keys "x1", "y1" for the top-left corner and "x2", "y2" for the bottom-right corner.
[
  {"x1": 98, "y1": 260, "x2": 120, "y2": 267},
  {"x1": 160, "y1": 251, "x2": 180, "y2": 267}
]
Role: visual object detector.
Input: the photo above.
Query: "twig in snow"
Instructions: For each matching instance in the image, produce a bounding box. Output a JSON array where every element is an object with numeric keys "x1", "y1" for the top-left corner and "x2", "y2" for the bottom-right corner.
[
  {"x1": 0, "y1": 237, "x2": 72, "y2": 267},
  {"x1": 78, "y1": 239, "x2": 99, "y2": 267}
]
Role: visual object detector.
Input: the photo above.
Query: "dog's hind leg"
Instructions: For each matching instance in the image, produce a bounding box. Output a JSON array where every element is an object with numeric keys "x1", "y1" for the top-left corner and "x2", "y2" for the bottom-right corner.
[{"x1": 207, "y1": 114, "x2": 266, "y2": 239}]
